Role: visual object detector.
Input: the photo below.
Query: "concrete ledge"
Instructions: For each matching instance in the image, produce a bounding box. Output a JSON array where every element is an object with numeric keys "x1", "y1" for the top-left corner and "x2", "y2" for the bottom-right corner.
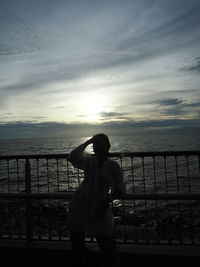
[
  {"x1": 1, "y1": 239, "x2": 200, "y2": 266},
  {"x1": 1, "y1": 239, "x2": 200, "y2": 256},
  {"x1": 116, "y1": 243, "x2": 200, "y2": 257}
]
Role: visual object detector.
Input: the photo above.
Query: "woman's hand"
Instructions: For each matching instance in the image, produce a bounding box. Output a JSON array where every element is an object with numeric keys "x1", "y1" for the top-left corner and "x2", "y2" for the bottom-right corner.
[{"x1": 110, "y1": 190, "x2": 124, "y2": 200}]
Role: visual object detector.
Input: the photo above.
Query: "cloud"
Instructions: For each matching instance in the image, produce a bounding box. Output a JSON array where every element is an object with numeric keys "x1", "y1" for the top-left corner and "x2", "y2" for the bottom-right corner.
[
  {"x1": 112, "y1": 1, "x2": 200, "y2": 65},
  {"x1": 0, "y1": 118, "x2": 199, "y2": 139},
  {"x1": 183, "y1": 101, "x2": 200, "y2": 108},
  {"x1": 54, "y1": 106, "x2": 66, "y2": 109},
  {"x1": 0, "y1": 25, "x2": 55, "y2": 56},
  {"x1": 181, "y1": 57, "x2": 200, "y2": 72},
  {"x1": 153, "y1": 98, "x2": 183, "y2": 106},
  {"x1": 151, "y1": 98, "x2": 200, "y2": 117},
  {"x1": 99, "y1": 111, "x2": 130, "y2": 120}
]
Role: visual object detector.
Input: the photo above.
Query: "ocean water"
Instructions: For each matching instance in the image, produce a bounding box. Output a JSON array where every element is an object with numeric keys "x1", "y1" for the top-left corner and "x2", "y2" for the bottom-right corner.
[
  {"x1": 0, "y1": 133, "x2": 199, "y2": 196},
  {"x1": 0, "y1": 133, "x2": 200, "y2": 155},
  {"x1": 0, "y1": 132, "x2": 199, "y2": 194}
]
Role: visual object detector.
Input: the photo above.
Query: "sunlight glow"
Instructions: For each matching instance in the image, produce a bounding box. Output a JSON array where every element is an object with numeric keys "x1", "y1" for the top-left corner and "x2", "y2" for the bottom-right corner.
[{"x1": 78, "y1": 92, "x2": 107, "y2": 122}]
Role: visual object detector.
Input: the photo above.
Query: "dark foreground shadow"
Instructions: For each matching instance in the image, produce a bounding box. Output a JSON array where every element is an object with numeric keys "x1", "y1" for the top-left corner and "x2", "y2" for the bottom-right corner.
[{"x1": 1, "y1": 246, "x2": 200, "y2": 267}]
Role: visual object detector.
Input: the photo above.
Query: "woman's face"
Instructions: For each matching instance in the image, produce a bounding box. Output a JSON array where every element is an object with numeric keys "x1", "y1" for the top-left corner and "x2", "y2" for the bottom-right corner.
[{"x1": 93, "y1": 137, "x2": 109, "y2": 159}]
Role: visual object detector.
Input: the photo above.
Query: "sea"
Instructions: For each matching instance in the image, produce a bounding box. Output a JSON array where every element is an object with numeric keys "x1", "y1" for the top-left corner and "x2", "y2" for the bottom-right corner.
[{"x1": 0, "y1": 133, "x2": 200, "y2": 155}]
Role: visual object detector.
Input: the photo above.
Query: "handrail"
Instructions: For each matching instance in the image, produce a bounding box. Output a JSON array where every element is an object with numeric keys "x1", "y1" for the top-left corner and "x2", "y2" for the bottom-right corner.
[
  {"x1": 0, "y1": 150, "x2": 199, "y2": 160},
  {"x1": 1, "y1": 192, "x2": 200, "y2": 200}
]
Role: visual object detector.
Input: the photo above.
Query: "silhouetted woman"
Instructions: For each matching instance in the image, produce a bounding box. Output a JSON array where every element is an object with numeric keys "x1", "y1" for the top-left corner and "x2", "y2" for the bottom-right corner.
[{"x1": 68, "y1": 133, "x2": 125, "y2": 266}]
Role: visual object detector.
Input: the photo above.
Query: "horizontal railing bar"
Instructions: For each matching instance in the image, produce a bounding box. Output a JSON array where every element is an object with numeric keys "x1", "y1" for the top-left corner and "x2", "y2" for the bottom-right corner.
[
  {"x1": 0, "y1": 192, "x2": 73, "y2": 199},
  {"x1": 0, "y1": 150, "x2": 200, "y2": 160},
  {"x1": 110, "y1": 151, "x2": 200, "y2": 157},
  {"x1": 124, "y1": 193, "x2": 200, "y2": 200},
  {"x1": 0, "y1": 154, "x2": 69, "y2": 160},
  {"x1": 1, "y1": 192, "x2": 200, "y2": 200}
]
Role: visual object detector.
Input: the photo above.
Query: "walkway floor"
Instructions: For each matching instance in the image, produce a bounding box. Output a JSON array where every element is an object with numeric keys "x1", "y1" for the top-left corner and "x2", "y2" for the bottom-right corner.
[{"x1": 1, "y1": 240, "x2": 200, "y2": 266}]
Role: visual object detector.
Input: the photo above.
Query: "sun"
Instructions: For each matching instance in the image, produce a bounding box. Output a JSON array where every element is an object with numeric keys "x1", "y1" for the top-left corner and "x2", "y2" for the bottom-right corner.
[{"x1": 79, "y1": 92, "x2": 106, "y2": 122}]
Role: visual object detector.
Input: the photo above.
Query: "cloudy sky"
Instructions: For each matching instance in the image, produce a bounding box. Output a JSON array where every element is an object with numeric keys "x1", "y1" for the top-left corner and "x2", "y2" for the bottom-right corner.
[{"x1": 0, "y1": 0, "x2": 200, "y2": 138}]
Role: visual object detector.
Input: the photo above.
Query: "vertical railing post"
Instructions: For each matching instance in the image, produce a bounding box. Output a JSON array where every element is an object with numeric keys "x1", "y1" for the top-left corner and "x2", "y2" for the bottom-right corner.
[{"x1": 25, "y1": 158, "x2": 32, "y2": 244}]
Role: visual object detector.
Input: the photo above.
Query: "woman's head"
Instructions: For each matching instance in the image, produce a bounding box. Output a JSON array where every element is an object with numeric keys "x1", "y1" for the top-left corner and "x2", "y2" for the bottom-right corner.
[{"x1": 92, "y1": 133, "x2": 110, "y2": 159}]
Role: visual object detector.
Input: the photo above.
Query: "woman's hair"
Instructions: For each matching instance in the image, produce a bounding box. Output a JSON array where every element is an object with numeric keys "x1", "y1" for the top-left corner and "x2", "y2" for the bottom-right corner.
[{"x1": 94, "y1": 133, "x2": 111, "y2": 150}]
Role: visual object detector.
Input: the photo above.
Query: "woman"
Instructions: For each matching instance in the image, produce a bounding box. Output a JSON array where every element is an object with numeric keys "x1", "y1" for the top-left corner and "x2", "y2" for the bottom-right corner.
[{"x1": 68, "y1": 133, "x2": 124, "y2": 266}]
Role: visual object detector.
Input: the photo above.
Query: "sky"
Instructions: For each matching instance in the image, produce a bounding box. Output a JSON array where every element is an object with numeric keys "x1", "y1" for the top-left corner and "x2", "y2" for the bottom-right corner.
[{"x1": 0, "y1": 0, "x2": 200, "y2": 138}]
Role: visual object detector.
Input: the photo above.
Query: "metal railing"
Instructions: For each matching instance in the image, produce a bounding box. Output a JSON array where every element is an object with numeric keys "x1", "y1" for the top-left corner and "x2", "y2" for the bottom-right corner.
[{"x1": 0, "y1": 151, "x2": 200, "y2": 245}]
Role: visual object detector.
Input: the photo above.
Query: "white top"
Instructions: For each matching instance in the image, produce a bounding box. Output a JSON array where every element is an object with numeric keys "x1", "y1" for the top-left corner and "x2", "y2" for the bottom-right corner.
[{"x1": 67, "y1": 144, "x2": 124, "y2": 236}]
